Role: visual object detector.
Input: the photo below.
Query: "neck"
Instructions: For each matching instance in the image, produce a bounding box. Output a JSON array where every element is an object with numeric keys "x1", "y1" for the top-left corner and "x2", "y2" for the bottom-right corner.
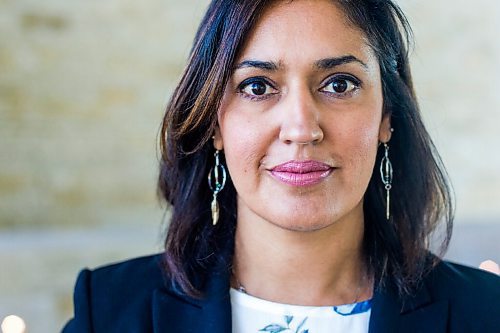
[{"x1": 232, "y1": 202, "x2": 372, "y2": 306}]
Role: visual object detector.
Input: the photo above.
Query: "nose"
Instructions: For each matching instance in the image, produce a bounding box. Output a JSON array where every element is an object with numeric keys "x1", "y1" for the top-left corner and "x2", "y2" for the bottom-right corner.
[{"x1": 278, "y1": 88, "x2": 324, "y2": 145}]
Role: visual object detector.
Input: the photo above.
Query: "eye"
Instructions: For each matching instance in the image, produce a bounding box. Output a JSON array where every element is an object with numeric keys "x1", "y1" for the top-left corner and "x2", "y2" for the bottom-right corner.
[
  {"x1": 321, "y1": 75, "x2": 360, "y2": 96},
  {"x1": 238, "y1": 77, "x2": 278, "y2": 100}
]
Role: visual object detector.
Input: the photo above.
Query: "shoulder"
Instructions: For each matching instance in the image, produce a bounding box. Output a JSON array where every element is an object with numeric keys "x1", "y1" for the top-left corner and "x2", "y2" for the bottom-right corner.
[
  {"x1": 371, "y1": 260, "x2": 499, "y2": 332},
  {"x1": 89, "y1": 253, "x2": 168, "y2": 313},
  {"x1": 426, "y1": 260, "x2": 500, "y2": 298},
  {"x1": 90, "y1": 253, "x2": 166, "y2": 292},
  {"x1": 425, "y1": 260, "x2": 500, "y2": 329},
  {"x1": 63, "y1": 253, "x2": 170, "y2": 332}
]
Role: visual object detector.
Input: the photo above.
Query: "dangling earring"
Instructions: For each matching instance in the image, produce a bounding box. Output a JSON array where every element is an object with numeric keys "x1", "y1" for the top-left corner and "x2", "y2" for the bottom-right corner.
[
  {"x1": 379, "y1": 142, "x2": 393, "y2": 221},
  {"x1": 208, "y1": 149, "x2": 227, "y2": 225}
]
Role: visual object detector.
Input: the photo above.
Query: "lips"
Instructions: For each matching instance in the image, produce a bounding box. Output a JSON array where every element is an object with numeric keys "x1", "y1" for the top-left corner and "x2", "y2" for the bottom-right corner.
[{"x1": 269, "y1": 160, "x2": 333, "y2": 186}]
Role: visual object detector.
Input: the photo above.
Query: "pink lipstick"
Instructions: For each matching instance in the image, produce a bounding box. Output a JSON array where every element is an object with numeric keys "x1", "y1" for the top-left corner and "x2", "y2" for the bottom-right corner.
[{"x1": 269, "y1": 160, "x2": 333, "y2": 186}]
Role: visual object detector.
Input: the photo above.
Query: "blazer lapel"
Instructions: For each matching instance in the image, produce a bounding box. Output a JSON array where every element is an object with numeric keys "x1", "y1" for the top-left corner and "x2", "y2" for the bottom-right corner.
[
  {"x1": 151, "y1": 269, "x2": 232, "y2": 333},
  {"x1": 369, "y1": 280, "x2": 449, "y2": 333}
]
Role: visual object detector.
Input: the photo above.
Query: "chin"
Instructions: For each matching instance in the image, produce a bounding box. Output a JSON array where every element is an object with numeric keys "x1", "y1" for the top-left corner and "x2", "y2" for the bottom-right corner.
[
  {"x1": 276, "y1": 221, "x2": 333, "y2": 233},
  {"x1": 260, "y1": 197, "x2": 364, "y2": 233},
  {"x1": 266, "y1": 210, "x2": 344, "y2": 233}
]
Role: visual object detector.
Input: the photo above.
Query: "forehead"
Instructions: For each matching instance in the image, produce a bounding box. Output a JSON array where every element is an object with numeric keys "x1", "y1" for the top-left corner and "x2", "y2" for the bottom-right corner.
[{"x1": 237, "y1": 0, "x2": 376, "y2": 67}]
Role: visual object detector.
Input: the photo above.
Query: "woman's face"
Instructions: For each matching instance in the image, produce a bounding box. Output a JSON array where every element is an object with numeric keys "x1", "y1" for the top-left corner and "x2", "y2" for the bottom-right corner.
[{"x1": 215, "y1": 0, "x2": 391, "y2": 231}]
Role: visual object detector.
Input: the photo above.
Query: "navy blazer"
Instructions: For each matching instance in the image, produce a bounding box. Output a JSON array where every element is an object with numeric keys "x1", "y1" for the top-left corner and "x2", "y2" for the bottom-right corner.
[{"x1": 62, "y1": 254, "x2": 500, "y2": 332}]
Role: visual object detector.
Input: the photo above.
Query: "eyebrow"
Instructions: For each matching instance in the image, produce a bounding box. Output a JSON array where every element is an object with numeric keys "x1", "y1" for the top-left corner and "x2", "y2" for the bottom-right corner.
[
  {"x1": 233, "y1": 55, "x2": 368, "y2": 72},
  {"x1": 233, "y1": 60, "x2": 279, "y2": 71},
  {"x1": 315, "y1": 55, "x2": 368, "y2": 70}
]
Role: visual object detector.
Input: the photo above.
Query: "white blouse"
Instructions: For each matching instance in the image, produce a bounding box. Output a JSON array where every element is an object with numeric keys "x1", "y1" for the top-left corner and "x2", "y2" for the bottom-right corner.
[{"x1": 230, "y1": 288, "x2": 371, "y2": 333}]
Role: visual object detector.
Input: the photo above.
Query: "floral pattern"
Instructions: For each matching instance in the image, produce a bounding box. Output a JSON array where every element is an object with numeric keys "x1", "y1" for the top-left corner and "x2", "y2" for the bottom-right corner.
[
  {"x1": 258, "y1": 300, "x2": 372, "y2": 332},
  {"x1": 259, "y1": 315, "x2": 308, "y2": 333},
  {"x1": 333, "y1": 300, "x2": 372, "y2": 316}
]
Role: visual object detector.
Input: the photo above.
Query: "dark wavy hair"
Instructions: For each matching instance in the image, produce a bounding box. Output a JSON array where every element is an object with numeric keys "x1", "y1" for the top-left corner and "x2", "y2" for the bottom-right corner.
[{"x1": 158, "y1": 0, "x2": 454, "y2": 298}]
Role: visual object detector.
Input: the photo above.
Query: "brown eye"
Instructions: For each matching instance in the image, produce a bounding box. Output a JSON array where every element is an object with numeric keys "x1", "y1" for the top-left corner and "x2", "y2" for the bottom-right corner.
[
  {"x1": 332, "y1": 79, "x2": 348, "y2": 93},
  {"x1": 321, "y1": 75, "x2": 360, "y2": 96},
  {"x1": 239, "y1": 78, "x2": 278, "y2": 99},
  {"x1": 250, "y1": 82, "x2": 266, "y2": 95}
]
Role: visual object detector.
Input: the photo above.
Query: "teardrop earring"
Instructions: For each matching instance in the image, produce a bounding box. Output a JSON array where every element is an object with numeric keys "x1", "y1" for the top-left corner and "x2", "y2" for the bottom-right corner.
[
  {"x1": 208, "y1": 149, "x2": 227, "y2": 225},
  {"x1": 379, "y1": 142, "x2": 393, "y2": 221}
]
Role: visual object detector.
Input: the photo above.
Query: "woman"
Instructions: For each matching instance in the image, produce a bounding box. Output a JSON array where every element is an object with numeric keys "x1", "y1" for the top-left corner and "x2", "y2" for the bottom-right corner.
[{"x1": 63, "y1": 0, "x2": 500, "y2": 332}]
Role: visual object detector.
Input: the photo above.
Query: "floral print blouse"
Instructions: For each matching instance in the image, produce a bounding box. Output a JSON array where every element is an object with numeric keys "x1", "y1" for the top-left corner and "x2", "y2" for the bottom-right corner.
[{"x1": 230, "y1": 288, "x2": 372, "y2": 333}]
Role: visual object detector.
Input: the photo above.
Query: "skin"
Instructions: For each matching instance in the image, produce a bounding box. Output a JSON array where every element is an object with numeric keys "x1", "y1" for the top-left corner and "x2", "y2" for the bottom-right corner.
[{"x1": 214, "y1": 0, "x2": 392, "y2": 305}]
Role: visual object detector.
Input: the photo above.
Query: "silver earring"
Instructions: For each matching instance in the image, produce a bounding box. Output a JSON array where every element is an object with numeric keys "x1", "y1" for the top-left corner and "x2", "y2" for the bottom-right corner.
[
  {"x1": 379, "y1": 143, "x2": 393, "y2": 221},
  {"x1": 208, "y1": 150, "x2": 227, "y2": 225}
]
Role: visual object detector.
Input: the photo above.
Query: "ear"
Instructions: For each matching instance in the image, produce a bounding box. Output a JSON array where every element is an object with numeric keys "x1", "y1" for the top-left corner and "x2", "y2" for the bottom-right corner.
[
  {"x1": 378, "y1": 114, "x2": 393, "y2": 143},
  {"x1": 213, "y1": 126, "x2": 224, "y2": 150}
]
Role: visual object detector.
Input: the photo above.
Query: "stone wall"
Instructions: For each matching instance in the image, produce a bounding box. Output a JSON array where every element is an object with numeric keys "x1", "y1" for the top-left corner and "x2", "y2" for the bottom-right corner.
[{"x1": 0, "y1": 0, "x2": 498, "y2": 331}]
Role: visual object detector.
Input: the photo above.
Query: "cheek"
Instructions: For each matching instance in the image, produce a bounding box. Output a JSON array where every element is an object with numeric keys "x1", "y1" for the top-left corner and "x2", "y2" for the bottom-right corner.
[
  {"x1": 226, "y1": 144, "x2": 257, "y2": 177},
  {"x1": 337, "y1": 115, "x2": 381, "y2": 175},
  {"x1": 351, "y1": 125, "x2": 379, "y2": 159},
  {"x1": 219, "y1": 114, "x2": 266, "y2": 181}
]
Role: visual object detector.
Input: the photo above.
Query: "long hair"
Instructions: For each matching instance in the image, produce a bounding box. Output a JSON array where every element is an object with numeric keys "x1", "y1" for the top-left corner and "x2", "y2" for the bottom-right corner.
[{"x1": 158, "y1": 0, "x2": 454, "y2": 298}]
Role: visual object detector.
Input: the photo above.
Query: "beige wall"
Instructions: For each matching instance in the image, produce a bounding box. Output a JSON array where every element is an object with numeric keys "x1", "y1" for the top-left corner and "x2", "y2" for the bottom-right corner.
[
  {"x1": 400, "y1": 0, "x2": 500, "y2": 221},
  {"x1": 0, "y1": 0, "x2": 206, "y2": 229},
  {"x1": 0, "y1": 0, "x2": 498, "y2": 331}
]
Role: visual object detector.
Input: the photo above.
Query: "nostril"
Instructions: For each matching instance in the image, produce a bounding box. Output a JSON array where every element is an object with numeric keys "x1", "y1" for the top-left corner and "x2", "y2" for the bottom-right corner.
[
  {"x1": 279, "y1": 128, "x2": 324, "y2": 145},
  {"x1": 278, "y1": 112, "x2": 324, "y2": 144},
  {"x1": 312, "y1": 129, "x2": 324, "y2": 142}
]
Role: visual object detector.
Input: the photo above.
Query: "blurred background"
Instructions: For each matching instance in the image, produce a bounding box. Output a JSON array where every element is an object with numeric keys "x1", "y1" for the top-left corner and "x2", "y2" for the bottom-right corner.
[{"x1": 0, "y1": 0, "x2": 498, "y2": 331}]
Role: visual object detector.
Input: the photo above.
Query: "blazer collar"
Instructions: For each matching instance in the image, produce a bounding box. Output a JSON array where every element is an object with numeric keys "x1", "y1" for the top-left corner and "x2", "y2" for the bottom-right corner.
[
  {"x1": 369, "y1": 279, "x2": 449, "y2": 333},
  {"x1": 151, "y1": 268, "x2": 449, "y2": 333},
  {"x1": 152, "y1": 267, "x2": 232, "y2": 333}
]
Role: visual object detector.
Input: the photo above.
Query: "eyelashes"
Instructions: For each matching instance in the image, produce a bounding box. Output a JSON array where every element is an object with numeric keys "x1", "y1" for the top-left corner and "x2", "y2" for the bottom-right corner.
[
  {"x1": 236, "y1": 74, "x2": 361, "y2": 101},
  {"x1": 237, "y1": 77, "x2": 278, "y2": 101},
  {"x1": 320, "y1": 74, "x2": 361, "y2": 96}
]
